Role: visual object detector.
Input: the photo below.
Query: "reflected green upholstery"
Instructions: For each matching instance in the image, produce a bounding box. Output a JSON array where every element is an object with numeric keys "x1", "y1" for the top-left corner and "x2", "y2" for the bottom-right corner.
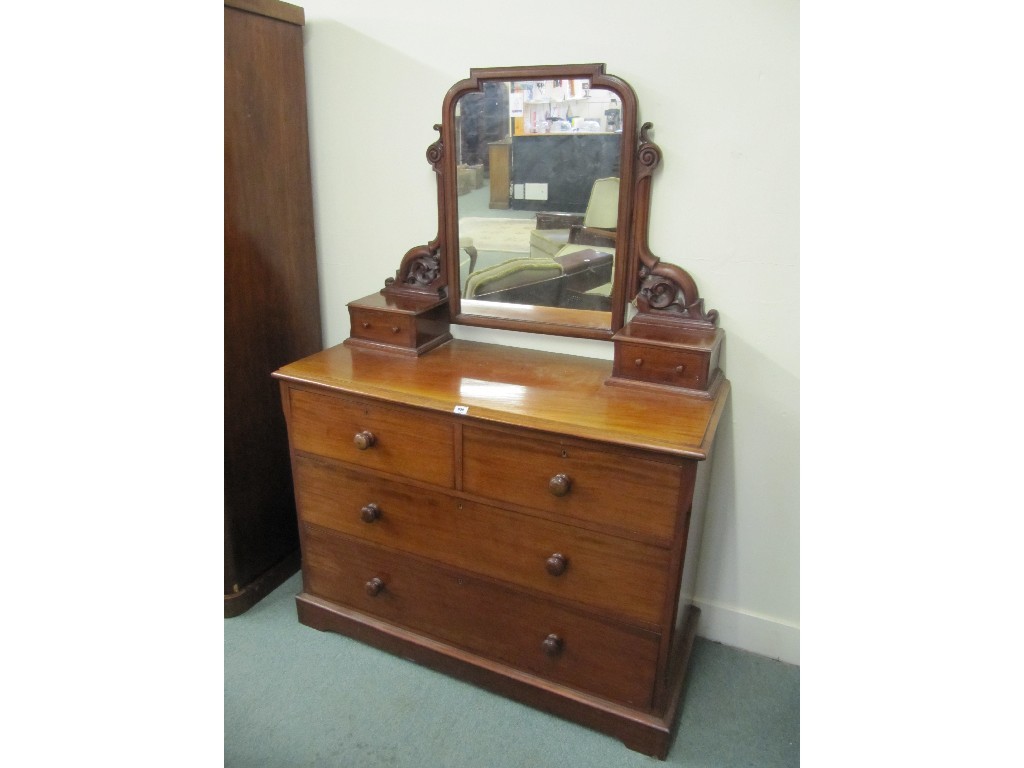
[
  {"x1": 530, "y1": 177, "x2": 619, "y2": 260},
  {"x1": 463, "y1": 257, "x2": 563, "y2": 299},
  {"x1": 580, "y1": 177, "x2": 620, "y2": 228},
  {"x1": 458, "y1": 235, "x2": 477, "y2": 292},
  {"x1": 530, "y1": 230, "x2": 571, "y2": 259}
]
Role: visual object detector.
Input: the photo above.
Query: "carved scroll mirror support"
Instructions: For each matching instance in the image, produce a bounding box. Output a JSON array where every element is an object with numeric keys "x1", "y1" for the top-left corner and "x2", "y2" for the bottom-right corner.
[{"x1": 607, "y1": 122, "x2": 725, "y2": 398}]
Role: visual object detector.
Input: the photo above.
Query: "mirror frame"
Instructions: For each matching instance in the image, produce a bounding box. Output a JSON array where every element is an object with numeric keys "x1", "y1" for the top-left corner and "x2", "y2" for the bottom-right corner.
[{"x1": 442, "y1": 64, "x2": 636, "y2": 339}]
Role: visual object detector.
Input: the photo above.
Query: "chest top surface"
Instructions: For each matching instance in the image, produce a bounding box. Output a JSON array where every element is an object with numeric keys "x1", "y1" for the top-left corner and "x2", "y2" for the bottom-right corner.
[{"x1": 274, "y1": 339, "x2": 728, "y2": 459}]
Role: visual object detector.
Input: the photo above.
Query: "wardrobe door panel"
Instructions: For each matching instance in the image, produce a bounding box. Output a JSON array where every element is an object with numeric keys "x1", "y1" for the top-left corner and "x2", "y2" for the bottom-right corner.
[{"x1": 224, "y1": 0, "x2": 322, "y2": 616}]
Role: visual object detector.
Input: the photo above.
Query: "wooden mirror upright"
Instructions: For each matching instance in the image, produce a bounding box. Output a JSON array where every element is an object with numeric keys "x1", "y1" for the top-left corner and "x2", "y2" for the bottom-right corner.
[{"x1": 274, "y1": 64, "x2": 731, "y2": 759}]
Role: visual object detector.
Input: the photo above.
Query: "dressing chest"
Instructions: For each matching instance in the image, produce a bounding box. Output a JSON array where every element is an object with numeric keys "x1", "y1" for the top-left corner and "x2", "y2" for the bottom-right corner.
[{"x1": 274, "y1": 64, "x2": 729, "y2": 758}]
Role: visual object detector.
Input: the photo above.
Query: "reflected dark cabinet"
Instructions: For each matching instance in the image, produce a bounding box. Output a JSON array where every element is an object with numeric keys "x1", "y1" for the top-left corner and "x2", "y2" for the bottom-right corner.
[
  {"x1": 224, "y1": 0, "x2": 322, "y2": 616},
  {"x1": 487, "y1": 140, "x2": 511, "y2": 209},
  {"x1": 458, "y1": 82, "x2": 509, "y2": 172},
  {"x1": 510, "y1": 133, "x2": 621, "y2": 212}
]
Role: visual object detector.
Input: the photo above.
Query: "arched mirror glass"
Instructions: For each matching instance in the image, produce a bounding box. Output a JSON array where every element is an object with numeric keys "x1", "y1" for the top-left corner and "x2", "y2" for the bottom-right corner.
[{"x1": 443, "y1": 65, "x2": 637, "y2": 339}]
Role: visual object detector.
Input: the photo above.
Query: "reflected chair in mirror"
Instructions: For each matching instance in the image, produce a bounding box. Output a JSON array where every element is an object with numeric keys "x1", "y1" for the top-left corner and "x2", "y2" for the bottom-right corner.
[
  {"x1": 530, "y1": 176, "x2": 619, "y2": 262},
  {"x1": 553, "y1": 247, "x2": 614, "y2": 310},
  {"x1": 458, "y1": 236, "x2": 479, "y2": 293}
]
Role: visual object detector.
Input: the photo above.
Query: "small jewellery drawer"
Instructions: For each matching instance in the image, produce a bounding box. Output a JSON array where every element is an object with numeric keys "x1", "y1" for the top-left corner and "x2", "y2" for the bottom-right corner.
[
  {"x1": 287, "y1": 389, "x2": 455, "y2": 487},
  {"x1": 348, "y1": 306, "x2": 417, "y2": 348},
  {"x1": 293, "y1": 456, "x2": 670, "y2": 626},
  {"x1": 301, "y1": 523, "x2": 660, "y2": 708},
  {"x1": 461, "y1": 426, "x2": 683, "y2": 543},
  {"x1": 614, "y1": 341, "x2": 709, "y2": 390}
]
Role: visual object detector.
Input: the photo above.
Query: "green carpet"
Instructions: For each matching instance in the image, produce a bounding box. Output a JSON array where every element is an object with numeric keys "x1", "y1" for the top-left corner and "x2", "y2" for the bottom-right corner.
[{"x1": 225, "y1": 573, "x2": 799, "y2": 767}]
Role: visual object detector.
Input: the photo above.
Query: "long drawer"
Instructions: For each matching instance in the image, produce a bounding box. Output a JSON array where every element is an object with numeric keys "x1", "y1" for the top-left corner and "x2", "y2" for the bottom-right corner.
[
  {"x1": 294, "y1": 455, "x2": 670, "y2": 626},
  {"x1": 287, "y1": 389, "x2": 455, "y2": 487},
  {"x1": 301, "y1": 522, "x2": 660, "y2": 708},
  {"x1": 461, "y1": 425, "x2": 684, "y2": 543}
]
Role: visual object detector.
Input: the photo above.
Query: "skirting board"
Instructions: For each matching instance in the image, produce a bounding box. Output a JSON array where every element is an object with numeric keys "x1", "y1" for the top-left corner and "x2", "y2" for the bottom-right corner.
[{"x1": 690, "y1": 597, "x2": 799, "y2": 665}]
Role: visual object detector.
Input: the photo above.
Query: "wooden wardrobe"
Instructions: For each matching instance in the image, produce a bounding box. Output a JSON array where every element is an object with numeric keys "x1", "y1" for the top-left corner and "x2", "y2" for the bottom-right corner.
[{"x1": 224, "y1": 0, "x2": 322, "y2": 617}]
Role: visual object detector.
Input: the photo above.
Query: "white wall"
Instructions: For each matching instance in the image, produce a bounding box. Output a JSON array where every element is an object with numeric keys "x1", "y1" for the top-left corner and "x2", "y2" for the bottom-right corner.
[{"x1": 299, "y1": 0, "x2": 799, "y2": 663}]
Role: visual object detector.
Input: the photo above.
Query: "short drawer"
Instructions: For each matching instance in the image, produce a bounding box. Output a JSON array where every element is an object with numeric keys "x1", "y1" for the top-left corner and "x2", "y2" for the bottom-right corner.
[
  {"x1": 348, "y1": 306, "x2": 417, "y2": 348},
  {"x1": 294, "y1": 456, "x2": 670, "y2": 626},
  {"x1": 462, "y1": 425, "x2": 684, "y2": 543},
  {"x1": 301, "y1": 523, "x2": 660, "y2": 708},
  {"x1": 614, "y1": 341, "x2": 710, "y2": 390},
  {"x1": 287, "y1": 388, "x2": 455, "y2": 487}
]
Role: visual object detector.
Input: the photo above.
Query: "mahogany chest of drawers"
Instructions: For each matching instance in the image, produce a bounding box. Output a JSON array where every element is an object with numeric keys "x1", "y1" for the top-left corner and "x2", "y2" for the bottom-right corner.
[{"x1": 274, "y1": 339, "x2": 728, "y2": 757}]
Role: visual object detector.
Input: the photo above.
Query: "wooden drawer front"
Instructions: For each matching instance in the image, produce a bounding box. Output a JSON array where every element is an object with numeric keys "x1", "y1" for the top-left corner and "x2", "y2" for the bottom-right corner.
[
  {"x1": 287, "y1": 389, "x2": 454, "y2": 487},
  {"x1": 294, "y1": 456, "x2": 670, "y2": 626},
  {"x1": 614, "y1": 341, "x2": 709, "y2": 390},
  {"x1": 462, "y1": 426, "x2": 683, "y2": 543},
  {"x1": 302, "y1": 523, "x2": 660, "y2": 708},
  {"x1": 348, "y1": 306, "x2": 416, "y2": 348}
]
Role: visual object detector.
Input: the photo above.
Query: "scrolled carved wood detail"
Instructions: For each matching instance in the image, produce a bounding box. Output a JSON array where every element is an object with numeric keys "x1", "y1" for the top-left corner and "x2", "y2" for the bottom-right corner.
[
  {"x1": 630, "y1": 123, "x2": 718, "y2": 328},
  {"x1": 383, "y1": 125, "x2": 449, "y2": 300},
  {"x1": 384, "y1": 239, "x2": 444, "y2": 294},
  {"x1": 424, "y1": 124, "x2": 444, "y2": 173}
]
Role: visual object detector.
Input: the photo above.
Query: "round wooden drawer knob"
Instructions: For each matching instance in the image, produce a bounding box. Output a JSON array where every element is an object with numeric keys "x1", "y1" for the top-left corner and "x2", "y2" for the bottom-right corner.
[
  {"x1": 545, "y1": 553, "x2": 568, "y2": 576},
  {"x1": 365, "y1": 577, "x2": 385, "y2": 597},
  {"x1": 548, "y1": 473, "x2": 572, "y2": 497},
  {"x1": 542, "y1": 633, "x2": 563, "y2": 657},
  {"x1": 353, "y1": 430, "x2": 376, "y2": 450},
  {"x1": 360, "y1": 503, "x2": 381, "y2": 523}
]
